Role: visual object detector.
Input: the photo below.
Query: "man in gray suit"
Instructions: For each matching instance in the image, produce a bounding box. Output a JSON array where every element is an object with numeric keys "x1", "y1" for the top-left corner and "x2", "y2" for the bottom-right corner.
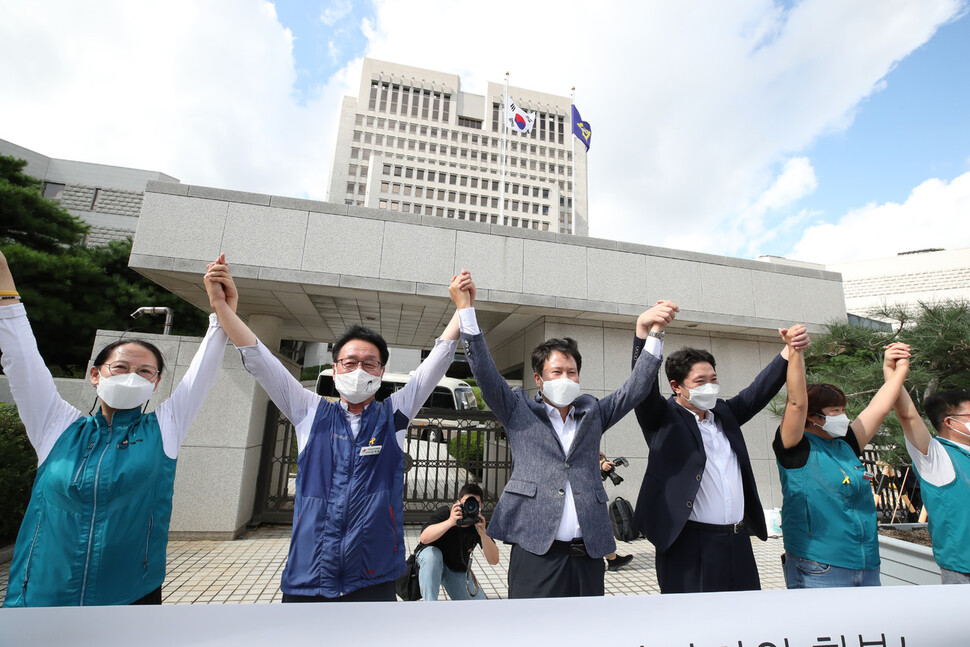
[{"x1": 449, "y1": 271, "x2": 676, "y2": 598}]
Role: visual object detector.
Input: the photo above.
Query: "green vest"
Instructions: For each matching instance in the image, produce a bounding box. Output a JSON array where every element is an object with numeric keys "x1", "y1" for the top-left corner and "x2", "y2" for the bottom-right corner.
[
  {"x1": 778, "y1": 433, "x2": 879, "y2": 570},
  {"x1": 4, "y1": 408, "x2": 177, "y2": 607},
  {"x1": 914, "y1": 438, "x2": 970, "y2": 574}
]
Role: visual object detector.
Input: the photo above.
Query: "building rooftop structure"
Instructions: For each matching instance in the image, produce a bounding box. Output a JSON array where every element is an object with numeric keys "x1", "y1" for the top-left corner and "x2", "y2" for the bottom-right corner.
[
  {"x1": 0, "y1": 138, "x2": 178, "y2": 246},
  {"x1": 327, "y1": 58, "x2": 588, "y2": 236}
]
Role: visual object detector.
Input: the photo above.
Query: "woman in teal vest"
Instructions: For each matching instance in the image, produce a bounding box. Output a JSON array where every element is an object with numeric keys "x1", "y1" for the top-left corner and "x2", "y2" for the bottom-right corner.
[
  {"x1": 1, "y1": 251, "x2": 231, "y2": 606},
  {"x1": 774, "y1": 326, "x2": 910, "y2": 588}
]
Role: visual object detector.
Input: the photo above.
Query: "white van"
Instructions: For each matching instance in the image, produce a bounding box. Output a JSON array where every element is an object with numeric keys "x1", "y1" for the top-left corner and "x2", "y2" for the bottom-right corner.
[{"x1": 315, "y1": 369, "x2": 479, "y2": 442}]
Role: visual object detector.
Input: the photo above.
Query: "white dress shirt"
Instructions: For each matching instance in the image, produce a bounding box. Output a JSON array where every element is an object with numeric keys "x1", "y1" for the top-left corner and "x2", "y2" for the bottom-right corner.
[{"x1": 644, "y1": 336, "x2": 745, "y2": 525}]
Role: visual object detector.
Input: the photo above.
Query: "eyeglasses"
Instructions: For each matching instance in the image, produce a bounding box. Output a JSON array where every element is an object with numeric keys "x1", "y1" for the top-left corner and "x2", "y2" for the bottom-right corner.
[
  {"x1": 335, "y1": 357, "x2": 383, "y2": 372},
  {"x1": 102, "y1": 361, "x2": 159, "y2": 381},
  {"x1": 948, "y1": 413, "x2": 970, "y2": 418}
]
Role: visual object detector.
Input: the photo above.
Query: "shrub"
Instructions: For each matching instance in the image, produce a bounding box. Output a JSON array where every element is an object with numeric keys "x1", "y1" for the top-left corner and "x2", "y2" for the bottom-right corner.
[
  {"x1": 448, "y1": 430, "x2": 485, "y2": 478},
  {"x1": 0, "y1": 403, "x2": 36, "y2": 545}
]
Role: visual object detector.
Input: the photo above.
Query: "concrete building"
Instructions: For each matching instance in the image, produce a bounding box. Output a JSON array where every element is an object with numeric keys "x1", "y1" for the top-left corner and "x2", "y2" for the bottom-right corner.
[
  {"x1": 760, "y1": 247, "x2": 970, "y2": 320},
  {"x1": 827, "y1": 247, "x2": 970, "y2": 317},
  {"x1": 111, "y1": 181, "x2": 844, "y2": 537},
  {"x1": 0, "y1": 138, "x2": 178, "y2": 246},
  {"x1": 327, "y1": 58, "x2": 588, "y2": 236}
]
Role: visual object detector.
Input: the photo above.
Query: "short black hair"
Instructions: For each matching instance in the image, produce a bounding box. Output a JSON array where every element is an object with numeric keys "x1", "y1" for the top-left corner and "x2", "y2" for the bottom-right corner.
[
  {"x1": 459, "y1": 482, "x2": 484, "y2": 500},
  {"x1": 925, "y1": 390, "x2": 970, "y2": 432},
  {"x1": 331, "y1": 324, "x2": 389, "y2": 366},
  {"x1": 531, "y1": 337, "x2": 582, "y2": 375},
  {"x1": 664, "y1": 347, "x2": 715, "y2": 385},
  {"x1": 807, "y1": 383, "x2": 848, "y2": 417},
  {"x1": 93, "y1": 339, "x2": 165, "y2": 377}
]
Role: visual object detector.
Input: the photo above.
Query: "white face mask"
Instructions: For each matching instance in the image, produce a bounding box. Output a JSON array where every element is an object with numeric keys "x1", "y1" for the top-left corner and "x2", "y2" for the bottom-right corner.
[
  {"x1": 96, "y1": 372, "x2": 156, "y2": 410},
  {"x1": 684, "y1": 382, "x2": 719, "y2": 410},
  {"x1": 541, "y1": 377, "x2": 581, "y2": 407},
  {"x1": 334, "y1": 367, "x2": 381, "y2": 404},
  {"x1": 820, "y1": 413, "x2": 850, "y2": 438},
  {"x1": 945, "y1": 418, "x2": 970, "y2": 443}
]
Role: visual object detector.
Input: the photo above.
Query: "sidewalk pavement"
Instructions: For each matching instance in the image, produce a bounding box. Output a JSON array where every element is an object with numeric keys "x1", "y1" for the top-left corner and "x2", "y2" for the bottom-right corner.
[{"x1": 0, "y1": 527, "x2": 786, "y2": 604}]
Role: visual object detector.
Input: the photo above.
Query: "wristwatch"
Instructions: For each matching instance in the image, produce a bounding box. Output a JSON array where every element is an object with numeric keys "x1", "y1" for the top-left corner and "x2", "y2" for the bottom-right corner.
[{"x1": 647, "y1": 330, "x2": 665, "y2": 340}]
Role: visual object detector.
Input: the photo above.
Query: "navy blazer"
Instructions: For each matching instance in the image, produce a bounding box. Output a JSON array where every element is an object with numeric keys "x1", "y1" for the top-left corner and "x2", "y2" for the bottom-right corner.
[
  {"x1": 463, "y1": 330, "x2": 661, "y2": 558},
  {"x1": 631, "y1": 338, "x2": 785, "y2": 552}
]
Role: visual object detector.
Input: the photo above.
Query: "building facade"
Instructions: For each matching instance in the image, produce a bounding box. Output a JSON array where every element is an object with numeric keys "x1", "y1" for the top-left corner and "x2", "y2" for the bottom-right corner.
[
  {"x1": 0, "y1": 138, "x2": 178, "y2": 246},
  {"x1": 327, "y1": 58, "x2": 589, "y2": 236}
]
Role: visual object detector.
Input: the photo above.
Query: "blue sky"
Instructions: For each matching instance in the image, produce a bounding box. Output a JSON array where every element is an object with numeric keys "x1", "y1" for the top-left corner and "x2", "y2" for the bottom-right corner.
[{"x1": 1, "y1": 0, "x2": 967, "y2": 265}]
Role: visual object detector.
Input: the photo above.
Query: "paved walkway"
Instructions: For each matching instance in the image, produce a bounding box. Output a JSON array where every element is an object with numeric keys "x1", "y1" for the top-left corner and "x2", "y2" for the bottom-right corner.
[{"x1": 0, "y1": 526, "x2": 786, "y2": 604}]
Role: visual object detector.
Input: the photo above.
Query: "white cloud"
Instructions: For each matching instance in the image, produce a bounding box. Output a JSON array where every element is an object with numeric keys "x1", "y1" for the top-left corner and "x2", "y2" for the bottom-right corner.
[
  {"x1": 320, "y1": 0, "x2": 352, "y2": 27},
  {"x1": 0, "y1": 0, "x2": 964, "y2": 258},
  {"x1": 787, "y1": 171, "x2": 970, "y2": 264}
]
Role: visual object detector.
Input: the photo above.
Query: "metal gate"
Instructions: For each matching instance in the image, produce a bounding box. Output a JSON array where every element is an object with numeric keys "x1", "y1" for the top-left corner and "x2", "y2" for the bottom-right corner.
[
  {"x1": 402, "y1": 408, "x2": 510, "y2": 522},
  {"x1": 251, "y1": 402, "x2": 298, "y2": 524},
  {"x1": 252, "y1": 405, "x2": 512, "y2": 525}
]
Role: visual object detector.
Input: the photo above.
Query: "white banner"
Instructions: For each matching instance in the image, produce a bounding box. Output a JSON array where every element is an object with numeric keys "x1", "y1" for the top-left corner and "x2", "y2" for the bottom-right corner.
[{"x1": 0, "y1": 585, "x2": 963, "y2": 646}]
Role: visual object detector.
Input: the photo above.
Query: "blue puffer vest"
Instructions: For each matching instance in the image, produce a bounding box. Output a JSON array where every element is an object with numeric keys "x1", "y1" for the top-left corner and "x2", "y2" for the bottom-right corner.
[
  {"x1": 778, "y1": 433, "x2": 879, "y2": 570},
  {"x1": 4, "y1": 408, "x2": 176, "y2": 607},
  {"x1": 281, "y1": 398, "x2": 406, "y2": 597}
]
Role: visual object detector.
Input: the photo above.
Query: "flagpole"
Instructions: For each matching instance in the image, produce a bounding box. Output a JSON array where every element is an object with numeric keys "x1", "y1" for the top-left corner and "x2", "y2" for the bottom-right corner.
[
  {"x1": 570, "y1": 87, "x2": 576, "y2": 236},
  {"x1": 500, "y1": 72, "x2": 509, "y2": 226}
]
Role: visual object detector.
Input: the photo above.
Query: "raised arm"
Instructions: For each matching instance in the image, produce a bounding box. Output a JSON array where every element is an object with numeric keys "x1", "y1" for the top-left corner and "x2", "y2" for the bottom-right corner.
[
  {"x1": 597, "y1": 301, "x2": 676, "y2": 428},
  {"x1": 884, "y1": 347, "x2": 931, "y2": 454},
  {"x1": 778, "y1": 325, "x2": 808, "y2": 449},
  {"x1": 726, "y1": 325, "x2": 809, "y2": 425},
  {"x1": 0, "y1": 250, "x2": 81, "y2": 462},
  {"x1": 390, "y1": 308, "x2": 460, "y2": 422},
  {"x1": 631, "y1": 301, "x2": 678, "y2": 438},
  {"x1": 450, "y1": 271, "x2": 517, "y2": 422},
  {"x1": 850, "y1": 342, "x2": 911, "y2": 447},
  {"x1": 204, "y1": 256, "x2": 319, "y2": 435}
]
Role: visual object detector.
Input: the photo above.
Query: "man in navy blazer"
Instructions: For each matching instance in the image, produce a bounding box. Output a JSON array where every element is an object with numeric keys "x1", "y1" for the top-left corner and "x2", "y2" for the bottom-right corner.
[
  {"x1": 631, "y1": 325, "x2": 809, "y2": 593},
  {"x1": 450, "y1": 271, "x2": 675, "y2": 598}
]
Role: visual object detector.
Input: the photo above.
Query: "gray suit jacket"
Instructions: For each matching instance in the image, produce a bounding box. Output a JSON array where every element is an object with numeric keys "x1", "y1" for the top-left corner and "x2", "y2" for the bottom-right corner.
[{"x1": 463, "y1": 331, "x2": 661, "y2": 558}]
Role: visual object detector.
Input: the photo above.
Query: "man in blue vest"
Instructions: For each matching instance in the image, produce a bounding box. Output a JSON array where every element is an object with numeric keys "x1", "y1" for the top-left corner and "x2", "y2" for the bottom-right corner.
[
  {"x1": 205, "y1": 259, "x2": 462, "y2": 601},
  {"x1": 887, "y1": 352, "x2": 970, "y2": 584}
]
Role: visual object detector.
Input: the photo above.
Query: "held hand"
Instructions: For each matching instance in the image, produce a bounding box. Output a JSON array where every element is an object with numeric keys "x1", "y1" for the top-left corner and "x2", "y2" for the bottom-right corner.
[
  {"x1": 204, "y1": 254, "x2": 239, "y2": 313},
  {"x1": 637, "y1": 299, "x2": 679, "y2": 334},
  {"x1": 884, "y1": 342, "x2": 911, "y2": 374},
  {"x1": 449, "y1": 270, "x2": 474, "y2": 309},
  {"x1": 778, "y1": 324, "x2": 807, "y2": 348}
]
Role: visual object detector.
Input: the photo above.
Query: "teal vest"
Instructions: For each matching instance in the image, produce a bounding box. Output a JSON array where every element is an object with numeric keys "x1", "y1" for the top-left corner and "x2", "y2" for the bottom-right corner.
[
  {"x1": 914, "y1": 438, "x2": 970, "y2": 574},
  {"x1": 778, "y1": 433, "x2": 879, "y2": 570},
  {"x1": 3, "y1": 408, "x2": 177, "y2": 607}
]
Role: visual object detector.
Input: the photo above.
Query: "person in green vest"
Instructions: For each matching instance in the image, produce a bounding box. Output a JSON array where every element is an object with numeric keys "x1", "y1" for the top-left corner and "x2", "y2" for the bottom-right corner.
[
  {"x1": 774, "y1": 327, "x2": 911, "y2": 588},
  {"x1": 0, "y1": 251, "x2": 232, "y2": 606},
  {"x1": 885, "y1": 351, "x2": 970, "y2": 584}
]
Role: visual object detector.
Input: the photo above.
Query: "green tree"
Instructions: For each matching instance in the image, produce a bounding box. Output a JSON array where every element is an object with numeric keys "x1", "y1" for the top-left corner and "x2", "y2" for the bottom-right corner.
[
  {"x1": 0, "y1": 156, "x2": 89, "y2": 252},
  {"x1": 787, "y1": 301, "x2": 970, "y2": 466}
]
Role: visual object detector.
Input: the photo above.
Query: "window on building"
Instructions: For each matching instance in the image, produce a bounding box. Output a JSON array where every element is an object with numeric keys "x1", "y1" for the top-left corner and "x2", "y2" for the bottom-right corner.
[
  {"x1": 379, "y1": 83, "x2": 388, "y2": 112},
  {"x1": 383, "y1": 164, "x2": 392, "y2": 176},
  {"x1": 392, "y1": 184, "x2": 401, "y2": 194},
  {"x1": 422, "y1": 90, "x2": 430, "y2": 118},
  {"x1": 355, "y1": 114, "x2": 364, "y2": 126},
  {"x1": 369, "y1": 82, "x2": 378, "y2": 110},
  {"x1": 432, "y1": 92, "x2": 440, "y2": 121},
  {"x1": 381, "y1": 181, "x2": 390, "y2": 192},
  {"x1": 404, "y1": 185, "x2": 412, "y2": 196},
  {"x1": 358, "y1": 184, "x2": 366, "y2": 195},
  {"x1": 443, "y1": 94, "x2": 451, "y2": 122},
  {"x1": 347, "y1": 182, "x2": 356, "y2": 194},
  {"x1": 379, "y1": 199, "x2": 388, "y2": 208}
]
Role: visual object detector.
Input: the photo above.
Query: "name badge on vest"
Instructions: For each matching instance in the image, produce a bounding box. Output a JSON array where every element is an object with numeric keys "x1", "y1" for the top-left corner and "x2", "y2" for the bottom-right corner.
[{"x1": 360, "y1": 445, "x2": 382, "y2": 456}]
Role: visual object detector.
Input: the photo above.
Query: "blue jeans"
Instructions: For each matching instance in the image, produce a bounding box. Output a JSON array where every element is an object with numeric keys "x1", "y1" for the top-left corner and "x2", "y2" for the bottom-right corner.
[
  {"x1": 416, "y1": 546, "x2": 486, "y2": 601},
  {"x1": 783, "y1": 554, "x2": 880, "y2": 589},
  {"x1": 941, "y1": 567, "x2": 970, "y2": 584}
]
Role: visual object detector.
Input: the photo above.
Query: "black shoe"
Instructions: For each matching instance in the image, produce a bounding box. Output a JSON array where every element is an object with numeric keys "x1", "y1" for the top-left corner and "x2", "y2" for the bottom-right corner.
[{"x1": 607, "y1": 554, "x2": 633, "y2": 571}]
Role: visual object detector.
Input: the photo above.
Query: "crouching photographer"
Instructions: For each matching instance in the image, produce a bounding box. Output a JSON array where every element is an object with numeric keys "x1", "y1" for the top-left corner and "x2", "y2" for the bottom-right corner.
[{"x1": 417, "y1": 483, "x2": 500, "y2": 600}]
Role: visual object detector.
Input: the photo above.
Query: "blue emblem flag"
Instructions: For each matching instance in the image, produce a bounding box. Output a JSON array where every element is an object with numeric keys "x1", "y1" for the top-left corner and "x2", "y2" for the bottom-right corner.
[{"x1": 571, "y1": 104, "x2": 591, "y2": 152}]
